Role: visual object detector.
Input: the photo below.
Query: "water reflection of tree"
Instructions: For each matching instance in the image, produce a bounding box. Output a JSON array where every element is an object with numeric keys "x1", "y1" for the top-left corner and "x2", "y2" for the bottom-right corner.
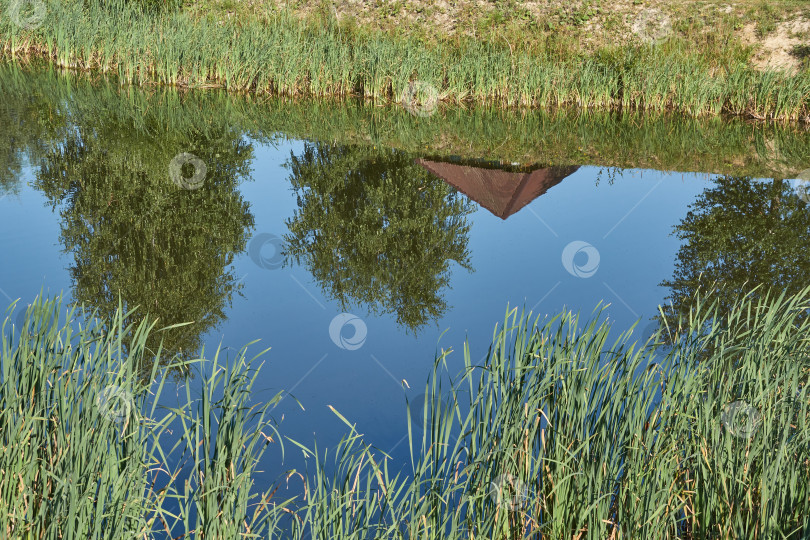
[
  {"x1": 660, "y1": 176, "x2": 810, "y2": 334},
  {"x1": 0, "y1": 90, "x2": 65, "y2": 197},
  {"x1": 32, "y1": 127, "x2": 255, "y2": 373},
  {"x1": 284, "y1": 143, "x2": 475, "y2": 331}
]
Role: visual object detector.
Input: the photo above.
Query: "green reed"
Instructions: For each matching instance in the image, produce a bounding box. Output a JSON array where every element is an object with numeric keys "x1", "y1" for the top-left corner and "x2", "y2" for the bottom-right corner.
[
  {"x1": 0, "y1": 296, "x2": 289, "y2": 538},
  {"x1": 292, "y1": 288, "x2": 810, "y2": 539},
  {"x1": 1, "y1": 0, "x2": 809, "y2": 122},
  {"x1": 1, "y1": 289, "x2": 808, "y2": 538}
]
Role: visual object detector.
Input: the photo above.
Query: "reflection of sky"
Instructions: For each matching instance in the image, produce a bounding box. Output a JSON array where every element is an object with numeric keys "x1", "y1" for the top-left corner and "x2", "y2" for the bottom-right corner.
[
  {"x1": 0, "y1": 165, "x2": 72, "y2": 313},
  {"x1": 0, "y1": 140, "x2": 713, "y2": 494}
]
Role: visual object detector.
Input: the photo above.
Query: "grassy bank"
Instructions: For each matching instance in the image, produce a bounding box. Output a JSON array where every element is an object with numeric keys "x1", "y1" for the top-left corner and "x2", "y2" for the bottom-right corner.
[
  {"x1": 1, "y1": 0, "x2": 809, "y2": 121},
  {"x1": 2, "y1": 61, "x2": 810, "y2": 182},
  {"x1": 2, "y1": 289, "x2": 809, "y2": 538}
]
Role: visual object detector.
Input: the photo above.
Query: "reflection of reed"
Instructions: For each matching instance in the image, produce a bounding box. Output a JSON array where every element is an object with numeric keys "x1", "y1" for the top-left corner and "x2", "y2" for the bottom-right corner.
[
  {"x1": 416, "y1": 158, "x2": 579, "y2": 219},
  {"x1": 2, "y1": 63, "x2": 809, "y2": 184}
]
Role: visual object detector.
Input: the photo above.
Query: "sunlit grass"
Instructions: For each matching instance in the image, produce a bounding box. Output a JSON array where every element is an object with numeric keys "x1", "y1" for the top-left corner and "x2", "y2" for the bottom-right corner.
[
  {"x1": 1, "y1": 0, "x2": 809, "y2": 121},
  {"x1": 1, "y1": 287, "x2": 808, "y2": 537},
  {"x1": 0, "y1": 296, "x2": 289, "y2": 538},
  {"x1": 294, "y1": 288, "x2": 810, "y2": 538}
]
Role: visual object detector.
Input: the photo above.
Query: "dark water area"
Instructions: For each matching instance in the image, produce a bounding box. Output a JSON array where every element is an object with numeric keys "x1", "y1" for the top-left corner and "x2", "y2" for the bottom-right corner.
[{"x1": 2, "y1": 63, "x2": 810, "y2": 502}]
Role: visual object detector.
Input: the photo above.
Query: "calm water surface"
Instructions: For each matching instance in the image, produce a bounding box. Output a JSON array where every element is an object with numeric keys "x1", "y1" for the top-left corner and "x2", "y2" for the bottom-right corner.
[{"x1": 2, "y1": 65, "x2": 808, "y2": 493}]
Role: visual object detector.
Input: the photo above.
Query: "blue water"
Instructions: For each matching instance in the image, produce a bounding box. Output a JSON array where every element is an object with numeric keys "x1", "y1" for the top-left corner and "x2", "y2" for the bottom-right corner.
[{"x1": 0, "y1": 139, "x2": 711, "y2": 492}]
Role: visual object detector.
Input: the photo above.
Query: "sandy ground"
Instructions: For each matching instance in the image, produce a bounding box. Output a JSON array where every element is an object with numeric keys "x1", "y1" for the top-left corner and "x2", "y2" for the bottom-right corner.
[{"x1": 741, "y1": 19, "x2": 810, "y2": 73}]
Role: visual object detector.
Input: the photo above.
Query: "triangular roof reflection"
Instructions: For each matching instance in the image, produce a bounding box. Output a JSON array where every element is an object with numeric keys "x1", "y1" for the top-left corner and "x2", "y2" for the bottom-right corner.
[{"x1": 416, "y1": 157, "x2": 579, "y2": 219}]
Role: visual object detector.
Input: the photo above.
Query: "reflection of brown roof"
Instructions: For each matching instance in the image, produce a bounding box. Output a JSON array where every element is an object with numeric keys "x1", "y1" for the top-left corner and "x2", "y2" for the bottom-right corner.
[{"x1": 416, "y1": 159, "x2": 579, "y2": 219}]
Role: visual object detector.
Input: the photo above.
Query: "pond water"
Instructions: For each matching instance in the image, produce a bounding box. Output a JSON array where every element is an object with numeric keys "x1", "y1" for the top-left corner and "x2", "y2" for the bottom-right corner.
[{"x1": 2, "y1": 63, "x2": 810, "y2": 495}]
